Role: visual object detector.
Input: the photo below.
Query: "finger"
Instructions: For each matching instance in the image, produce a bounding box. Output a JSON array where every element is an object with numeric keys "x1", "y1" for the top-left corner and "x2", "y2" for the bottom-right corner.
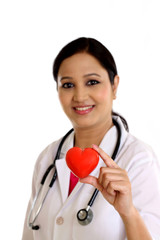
[
  {"x1": 106, "y1": 182, "x2": 117, "y2": 196},
  {"x1": 92, "y1": 144, "x2": 119, "y2": 168},
  {"x1": 98, "y1": 167, "x2": 124, "y2": 186},
  {"x1": 99, "y1": 168, "x2": 128, "y2": 184},
  {"x1": 107, "y1": 181, "x2": 131, "y2": 195},
  {"x1": 99, "y1": 175, "x2": 110, "y2": 190},
  {"x1": 80, "y1": 176, "x2": 103, "y2": 192},
  {"x1": 98, "y1": 167, "x2": 109, "y2": 186}
]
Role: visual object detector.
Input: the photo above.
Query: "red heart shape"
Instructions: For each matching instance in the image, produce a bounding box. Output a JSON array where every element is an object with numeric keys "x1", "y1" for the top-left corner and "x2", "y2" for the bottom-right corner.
[{"x1": 66, "y1": 147, "x2": 99, "y2": 178}]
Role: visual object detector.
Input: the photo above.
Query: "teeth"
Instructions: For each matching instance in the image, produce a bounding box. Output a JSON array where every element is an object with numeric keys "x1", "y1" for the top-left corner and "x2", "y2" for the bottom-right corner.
[{"x1": 75, "y1": 106, "x2": 93, "y2": 111}]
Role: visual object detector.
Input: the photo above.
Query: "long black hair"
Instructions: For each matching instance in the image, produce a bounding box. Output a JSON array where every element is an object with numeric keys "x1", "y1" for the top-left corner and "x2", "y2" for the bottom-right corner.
[{"x1": 53, "y1": 37, "x2": 129, "y2": 131}]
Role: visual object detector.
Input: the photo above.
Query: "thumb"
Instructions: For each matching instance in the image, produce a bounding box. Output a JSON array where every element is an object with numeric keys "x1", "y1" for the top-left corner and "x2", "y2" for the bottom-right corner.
[{"x1": 80, "y1": 176, "x2": 103, "y2": 192}]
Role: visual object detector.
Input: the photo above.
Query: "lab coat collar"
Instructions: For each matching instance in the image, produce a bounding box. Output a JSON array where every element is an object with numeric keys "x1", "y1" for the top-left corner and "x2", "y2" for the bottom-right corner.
[
  {"x1": 59, "y1": 115, "x2": 128, "y2": 157},
  {"x1": 55, "y1": 159, "x2": 72, "y2": 203}
]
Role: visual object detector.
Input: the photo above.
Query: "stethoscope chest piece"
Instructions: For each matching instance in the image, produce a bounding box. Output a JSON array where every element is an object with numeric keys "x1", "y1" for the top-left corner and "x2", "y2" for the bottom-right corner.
[{"x1": 77, "y1": 207, "x2": 93, "y2": 226}]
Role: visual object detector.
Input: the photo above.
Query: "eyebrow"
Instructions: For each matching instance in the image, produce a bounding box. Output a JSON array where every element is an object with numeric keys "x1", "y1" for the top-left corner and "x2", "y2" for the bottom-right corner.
[
  {"x1": 83, "y1": 73, "x2": 101, "y2": 78},
  {"x1": 60, "y1": 73, "x2": 101, "y2": 81},
  {"x1": 60, "y1": 76, "x2": 72, "y2": 81}
]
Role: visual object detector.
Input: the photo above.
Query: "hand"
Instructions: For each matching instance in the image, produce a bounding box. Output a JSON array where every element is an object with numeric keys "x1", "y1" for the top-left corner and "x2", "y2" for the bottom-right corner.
[{"x1": 80, "y1": 144, "x2": 134, "y2": 218}]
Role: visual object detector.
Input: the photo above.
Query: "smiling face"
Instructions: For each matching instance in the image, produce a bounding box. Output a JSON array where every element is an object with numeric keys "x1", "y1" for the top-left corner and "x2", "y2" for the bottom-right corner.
[{"x1": 57, "y1": 52, "x2": 119, "y2": 131}]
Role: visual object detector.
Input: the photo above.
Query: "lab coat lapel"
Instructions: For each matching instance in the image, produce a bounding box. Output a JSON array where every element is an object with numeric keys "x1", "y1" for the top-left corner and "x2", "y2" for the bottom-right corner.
[
  {"x1": 55, "y1": 131, "x2": 74, "y2": 203},
  {"x1": 56, "y1": 159, "x2": 70, "y2": 203},
  {"x1": 56, "y1": 159, "x2": 84, "y2": 203}
]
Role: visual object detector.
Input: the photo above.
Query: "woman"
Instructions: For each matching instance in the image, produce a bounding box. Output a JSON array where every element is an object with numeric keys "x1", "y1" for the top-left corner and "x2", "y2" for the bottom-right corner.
[{"x1": 22, "y1": 37, "x2": 160, "y2": 240}]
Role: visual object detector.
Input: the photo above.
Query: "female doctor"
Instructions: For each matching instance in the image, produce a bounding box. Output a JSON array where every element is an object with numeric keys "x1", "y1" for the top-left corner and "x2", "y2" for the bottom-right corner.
[{"x1": 22, "y1": 37, "x2": 160, "y2": 240}]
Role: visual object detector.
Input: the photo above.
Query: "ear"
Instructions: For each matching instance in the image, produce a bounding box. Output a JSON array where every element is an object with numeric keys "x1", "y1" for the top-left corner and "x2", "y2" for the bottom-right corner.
[{"x1": 112, "y1": 75, "x2": 119, "y2": 99}]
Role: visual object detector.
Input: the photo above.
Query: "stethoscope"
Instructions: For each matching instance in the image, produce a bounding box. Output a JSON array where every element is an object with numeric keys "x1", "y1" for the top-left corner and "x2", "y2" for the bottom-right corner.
[{"x1": 28, "y1": 119, "x2": 121, "y2": 230}]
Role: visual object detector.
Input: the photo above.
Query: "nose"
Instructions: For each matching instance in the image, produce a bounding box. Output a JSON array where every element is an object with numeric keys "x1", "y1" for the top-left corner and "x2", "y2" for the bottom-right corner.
[{"x1": 73, "y1": 86, "x2": 88, "y2": 103}]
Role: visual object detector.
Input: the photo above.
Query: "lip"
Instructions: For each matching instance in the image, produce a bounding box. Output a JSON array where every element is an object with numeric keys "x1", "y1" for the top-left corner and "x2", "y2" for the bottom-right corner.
[{"x1": 73, "y1": 105, "x2": 95, "y2": 115}]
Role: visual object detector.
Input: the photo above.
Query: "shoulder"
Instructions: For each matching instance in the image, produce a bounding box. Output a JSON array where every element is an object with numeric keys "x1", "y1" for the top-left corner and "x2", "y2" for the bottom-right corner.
[
  {"x1": 117, "y1": 132, "x2": 160, "y2": 170},
  {"x1": 37, "y1": 139, "x2": 61, "y2": 163},
  {"x1": 124, "y1": 133, "x2": 154, "y2": 155},
  {"x1": 33, "y1": 138, "x2": 62, "y2": 180},
  {"x1": 32, "y1": 129, "x2": 74, "y2": 182}
]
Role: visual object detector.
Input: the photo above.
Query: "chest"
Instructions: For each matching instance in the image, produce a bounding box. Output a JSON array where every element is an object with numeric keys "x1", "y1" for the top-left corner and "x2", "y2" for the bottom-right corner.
[{"x1": 33, "y1": 178, "x2": 126, "y2": 240}]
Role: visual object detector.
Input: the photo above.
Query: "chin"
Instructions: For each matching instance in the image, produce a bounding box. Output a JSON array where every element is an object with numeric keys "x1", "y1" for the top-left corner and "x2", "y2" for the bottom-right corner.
[{"x1": 72, "y1": 120, "x2": 98, "y2": 130}]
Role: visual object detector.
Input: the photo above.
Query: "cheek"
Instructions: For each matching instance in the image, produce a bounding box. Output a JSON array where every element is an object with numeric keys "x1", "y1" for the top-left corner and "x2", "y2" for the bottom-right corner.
[
  {"x1": 58, "y1": 91, "x2": 66, "y2": 107},
  {"x1": 95, "y1": 87, "x2": 113, "y2": 103},
  {"x1": 58, "y1": 91, "x2": 71, "y2": 108}
]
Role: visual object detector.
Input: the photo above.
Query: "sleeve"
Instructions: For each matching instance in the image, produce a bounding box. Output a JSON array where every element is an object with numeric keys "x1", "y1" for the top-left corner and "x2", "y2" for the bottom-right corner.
[
  {"x1": 21, "y1": 165, "x2": 38, "y2": 240},
  {"x1": 127, "y1": 149, "x2": 160, "y2": 240},
  {"x1": 21, "y1": 140, "x2": 60, "y2": 240},
  {"x1": 21, "y1": 201, "x2": 34, "y2": 240}
]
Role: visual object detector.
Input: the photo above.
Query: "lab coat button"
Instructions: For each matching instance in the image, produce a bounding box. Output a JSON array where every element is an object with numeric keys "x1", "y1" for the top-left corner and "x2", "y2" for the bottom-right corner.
[{"x1": 56, "y1": 217, "x2": 64, "y2": 225}]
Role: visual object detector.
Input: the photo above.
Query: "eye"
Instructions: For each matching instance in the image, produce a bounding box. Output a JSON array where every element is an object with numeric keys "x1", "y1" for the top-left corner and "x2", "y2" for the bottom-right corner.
[
  {"x1": 62, "y1": 82, "x2": 74, "y2": 89},
  {"x1": 87, "y1": 80, "x2": 100, "y2": 86}
]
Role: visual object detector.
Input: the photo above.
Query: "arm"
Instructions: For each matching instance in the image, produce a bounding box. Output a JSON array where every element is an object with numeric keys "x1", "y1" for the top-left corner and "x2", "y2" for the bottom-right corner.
[
  {"x1": 121, "y1": 207, "x2": 152, "y2": 240},
  {"x1": 80, "y1": 144, "x2": 152, "y2": 240}
]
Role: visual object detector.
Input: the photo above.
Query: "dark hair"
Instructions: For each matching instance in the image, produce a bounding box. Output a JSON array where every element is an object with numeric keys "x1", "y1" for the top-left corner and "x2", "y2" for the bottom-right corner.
[
  {"x1": 52, "y1": 37, "x2": 129, "y2": 131},
  {"x1": 53, "y1": 37, "x2": 117, "y2": 84}
]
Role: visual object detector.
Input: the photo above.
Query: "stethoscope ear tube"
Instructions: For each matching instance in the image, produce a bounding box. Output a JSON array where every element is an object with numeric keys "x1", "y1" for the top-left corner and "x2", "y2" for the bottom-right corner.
[
  {"x1": 54, "y1": 128, "x2": 74, "y2": 162},
  {"x1": 41, "y1": 164, "x2": 54, "y2": 185}
]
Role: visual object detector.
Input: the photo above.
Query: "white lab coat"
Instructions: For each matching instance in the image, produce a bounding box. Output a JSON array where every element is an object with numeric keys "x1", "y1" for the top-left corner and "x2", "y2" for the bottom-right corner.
[{"x1": 22, "y1": 117, "x2": 160, "y2": 240}]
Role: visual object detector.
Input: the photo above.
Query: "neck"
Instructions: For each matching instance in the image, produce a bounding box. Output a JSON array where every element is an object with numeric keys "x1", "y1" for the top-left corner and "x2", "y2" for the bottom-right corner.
[{"x1": 74, "y1": 118, "x2": 113, "y2": 149}]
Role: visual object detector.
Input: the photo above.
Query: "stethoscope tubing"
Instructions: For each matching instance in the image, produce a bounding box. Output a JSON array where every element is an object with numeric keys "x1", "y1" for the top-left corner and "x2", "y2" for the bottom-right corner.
[{"x1": 28, "y1": 119, "x2": 121, "y2": 229}]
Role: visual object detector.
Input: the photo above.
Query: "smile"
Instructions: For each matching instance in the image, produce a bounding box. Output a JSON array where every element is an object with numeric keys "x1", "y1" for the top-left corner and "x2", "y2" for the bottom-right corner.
[
  {"x1": 75, "y1": 106, "x2": 93, "y2": 111},
  {"x1": 73, "y1": 105, "x2": 95, "y2": 115}
]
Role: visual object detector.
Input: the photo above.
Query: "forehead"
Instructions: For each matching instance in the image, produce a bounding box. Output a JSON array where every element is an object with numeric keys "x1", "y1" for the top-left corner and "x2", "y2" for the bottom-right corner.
[{"x1": 58, "y1": 52, "x2": 106, "y2": 76}]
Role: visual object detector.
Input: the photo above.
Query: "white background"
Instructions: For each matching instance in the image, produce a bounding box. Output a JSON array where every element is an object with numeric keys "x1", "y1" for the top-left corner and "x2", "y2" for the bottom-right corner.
[{"x1": 0, "y1": 0, "x2": 160, "y2": 239}]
